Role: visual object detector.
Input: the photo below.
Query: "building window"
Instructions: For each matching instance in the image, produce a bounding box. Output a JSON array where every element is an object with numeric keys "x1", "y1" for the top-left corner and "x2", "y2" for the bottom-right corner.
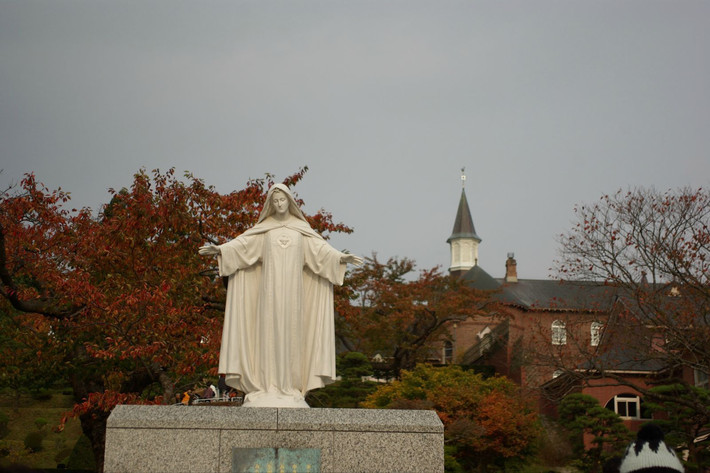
[
  {"x1": 605, "y1": 393, "x2": 651, "y2": 420},
  {"x1": 695, "y1": 368, "x2": 709, "y2": 389},
  {"x1": 590, "y1": 321, "x2": 603, "y2": 346},
  {"x1": 552, "y1": 320, "x2": 566, "y2": 345}
]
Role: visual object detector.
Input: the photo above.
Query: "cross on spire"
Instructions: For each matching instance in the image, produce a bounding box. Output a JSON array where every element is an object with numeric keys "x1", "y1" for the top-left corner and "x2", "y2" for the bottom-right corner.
[{"x1": 461, "y1": 167, "x2": 466, "y2": 188}]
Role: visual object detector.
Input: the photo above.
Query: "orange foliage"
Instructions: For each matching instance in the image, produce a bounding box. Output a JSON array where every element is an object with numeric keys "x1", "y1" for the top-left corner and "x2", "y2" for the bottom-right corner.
[
  {"x1": 0, "y1": 167, "x2": 352, "y2": 466},
  {"x1": 363, "y1": 364, "x2": 539, "y2": 469}
]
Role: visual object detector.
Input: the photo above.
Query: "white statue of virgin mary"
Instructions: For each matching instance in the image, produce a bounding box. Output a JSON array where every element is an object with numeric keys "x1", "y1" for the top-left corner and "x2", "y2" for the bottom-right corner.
[{"x1": 199, "y1": 183, "x2": 361, "y2": 407}]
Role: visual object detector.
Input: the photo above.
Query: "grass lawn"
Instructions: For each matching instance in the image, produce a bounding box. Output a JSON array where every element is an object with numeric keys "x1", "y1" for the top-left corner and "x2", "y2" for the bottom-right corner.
[{"x1": 0, "y1": 390, "x2": 93, "y2": 470}]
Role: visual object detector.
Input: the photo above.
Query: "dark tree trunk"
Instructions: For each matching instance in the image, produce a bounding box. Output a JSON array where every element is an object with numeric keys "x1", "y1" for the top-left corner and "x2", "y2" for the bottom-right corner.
[{"x1": 78, "y1": 410, "x2": 109, "y2": 473}]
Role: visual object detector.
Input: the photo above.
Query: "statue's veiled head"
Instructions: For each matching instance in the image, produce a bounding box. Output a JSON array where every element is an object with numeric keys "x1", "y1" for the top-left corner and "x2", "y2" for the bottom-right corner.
[{"x1": 258, "y1": 183, "x2": 309, "y2": 224}]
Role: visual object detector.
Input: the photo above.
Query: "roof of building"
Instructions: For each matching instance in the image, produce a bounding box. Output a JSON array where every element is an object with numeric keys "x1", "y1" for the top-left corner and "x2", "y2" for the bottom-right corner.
[
  {"x1": 587, "y1": 343, "x2": 668, "y2": 373},
  {"x1": 461, "y1": 265, "x2": 500, "y2": 290},
  {"x1": 461, "y1": 265, "x2": 617, "y2": 312},
  {"x1": 496, "y1": 279, "x2": 617, "y2": 312},
  {"x1": 447, "y1": 188, "x2": 481, "y2": 243}
]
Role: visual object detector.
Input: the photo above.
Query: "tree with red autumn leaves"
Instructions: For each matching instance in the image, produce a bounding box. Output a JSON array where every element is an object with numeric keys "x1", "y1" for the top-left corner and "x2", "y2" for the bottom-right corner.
[
  {"x1": 334, "y1": 254, "x2": 499, "y2": 377},
  {"x1": 549, "y1": 187, "x2": 710, "y2": 472},
  {"x1": 0, "y1": 167, "x2": 352, "y2": 471}
]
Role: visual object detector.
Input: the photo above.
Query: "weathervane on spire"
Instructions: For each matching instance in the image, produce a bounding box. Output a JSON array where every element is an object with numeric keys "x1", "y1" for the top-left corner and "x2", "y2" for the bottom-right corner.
[{"x1": 461, "y1": 167, "x2": 466, "y2": 188}]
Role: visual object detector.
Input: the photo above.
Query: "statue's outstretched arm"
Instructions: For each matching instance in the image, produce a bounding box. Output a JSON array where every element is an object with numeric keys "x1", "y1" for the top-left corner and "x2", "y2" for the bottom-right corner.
[
  {"x1": 340, "y1": 253, "x2": 363, "y2": 266},
  {"x1": 199, "y1": 245, "x2": 220, "y2": 256}
]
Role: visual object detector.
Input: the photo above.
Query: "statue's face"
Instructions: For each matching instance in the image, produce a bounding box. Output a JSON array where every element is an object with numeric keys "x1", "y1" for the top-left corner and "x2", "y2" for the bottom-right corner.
[{"x1": 272, "y1": 191, "x2": 289, "y2": 216}]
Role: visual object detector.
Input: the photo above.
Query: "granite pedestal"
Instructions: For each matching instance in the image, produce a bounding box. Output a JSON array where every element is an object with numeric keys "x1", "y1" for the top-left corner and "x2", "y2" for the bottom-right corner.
[{"x1": 104, "y1": 405, "x2": 444, "y2": 473}]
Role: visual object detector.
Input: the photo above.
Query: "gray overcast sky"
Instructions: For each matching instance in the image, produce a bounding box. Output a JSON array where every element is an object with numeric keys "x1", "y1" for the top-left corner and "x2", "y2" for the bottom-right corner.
[{"x1": 1, "y1": 1, "x2": 709, "y2": 280}]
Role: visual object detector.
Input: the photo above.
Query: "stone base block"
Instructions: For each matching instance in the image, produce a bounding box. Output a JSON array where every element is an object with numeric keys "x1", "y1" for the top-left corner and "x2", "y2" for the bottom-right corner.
[{"x1": 104, "y1": 405, "x2": 444, "y2": 473}]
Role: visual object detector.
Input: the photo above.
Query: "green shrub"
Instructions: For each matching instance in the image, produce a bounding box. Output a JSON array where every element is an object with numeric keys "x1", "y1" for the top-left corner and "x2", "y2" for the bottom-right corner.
[
  {"x1": 34, "y1": 417, "x2": 49, "y2": 430},
  {"x1": 558, "y1": 393, "x2": 631, "y2": 472},
  {"x1": 444, "y1": 444, "x2": 464, "y2": 473},
  {"x1": 23, "y1": 431, "x2": 46, "y2": 452},
  {"x1": 337, "y1": 352, "x2": 374, "y2": 379}
]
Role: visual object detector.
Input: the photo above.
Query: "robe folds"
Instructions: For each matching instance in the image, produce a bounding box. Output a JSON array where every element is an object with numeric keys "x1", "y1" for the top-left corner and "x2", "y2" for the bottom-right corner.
[{"x1": 216, "y1": 216, "x2": 346, "y2": 405}]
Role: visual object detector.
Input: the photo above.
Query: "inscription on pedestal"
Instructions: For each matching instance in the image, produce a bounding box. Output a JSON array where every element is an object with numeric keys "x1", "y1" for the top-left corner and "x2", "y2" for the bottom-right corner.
[{"x1": 232, "y1": 448, "x2": 321, "y2": 473}]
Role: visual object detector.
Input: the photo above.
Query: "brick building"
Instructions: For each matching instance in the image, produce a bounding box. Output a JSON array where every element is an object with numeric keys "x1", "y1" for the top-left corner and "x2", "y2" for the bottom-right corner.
[{"x1": 441, "y1": 175, "x2": 706, "y2": 431}]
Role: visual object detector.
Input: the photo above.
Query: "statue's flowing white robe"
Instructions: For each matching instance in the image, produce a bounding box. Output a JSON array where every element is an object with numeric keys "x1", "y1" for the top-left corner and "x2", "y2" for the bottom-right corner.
[{"x1": 216, "y1": 217, "x2": 346, "y2": 406}]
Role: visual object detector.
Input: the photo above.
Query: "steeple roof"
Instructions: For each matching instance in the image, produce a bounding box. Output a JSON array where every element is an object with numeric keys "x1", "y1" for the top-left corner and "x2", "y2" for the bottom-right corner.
[{"x1": 447, "y1": 188, "x2": 481, "y2": 243}]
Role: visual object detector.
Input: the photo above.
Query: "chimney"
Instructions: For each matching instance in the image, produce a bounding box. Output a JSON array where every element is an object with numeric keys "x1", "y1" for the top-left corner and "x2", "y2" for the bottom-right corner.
[{"x1": 505, "y1": 253, "x2": 518, "y2": 283}]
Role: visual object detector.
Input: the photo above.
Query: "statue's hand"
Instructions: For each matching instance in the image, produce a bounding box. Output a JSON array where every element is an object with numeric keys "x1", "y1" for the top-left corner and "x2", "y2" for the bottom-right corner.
[
  {"x1": 199, "y1": 245, "x2": 220, "y2": 256},
  {"x1": 341, "y1": 253, "x2": 364, "y2": 266}
]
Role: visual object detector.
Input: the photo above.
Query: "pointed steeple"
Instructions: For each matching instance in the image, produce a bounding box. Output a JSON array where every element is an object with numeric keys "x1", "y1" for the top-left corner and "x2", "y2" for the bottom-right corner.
[
  {"x1": 448, "y1": 168, "x2": 481, "y2": 277},
  {"x1": 447, "y1": 187, "x2": 480, "y2": 243}
]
